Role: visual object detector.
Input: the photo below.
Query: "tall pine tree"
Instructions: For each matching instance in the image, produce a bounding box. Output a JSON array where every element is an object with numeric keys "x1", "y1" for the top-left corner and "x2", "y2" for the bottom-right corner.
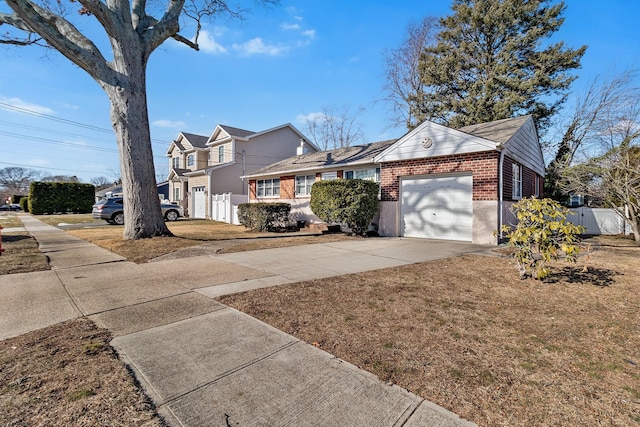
[{"x1": 410, "y1": 0, "x2": 586, "y2": 132}]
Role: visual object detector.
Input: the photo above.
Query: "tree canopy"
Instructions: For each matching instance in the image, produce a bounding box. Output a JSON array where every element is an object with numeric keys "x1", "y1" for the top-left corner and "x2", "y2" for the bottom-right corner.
[
  {"x1": 408, "y1": 0, "x2": 585, "y2": 133},
  {"x1": 0, "y1": 0, "x2": 275, "y2": 239}
]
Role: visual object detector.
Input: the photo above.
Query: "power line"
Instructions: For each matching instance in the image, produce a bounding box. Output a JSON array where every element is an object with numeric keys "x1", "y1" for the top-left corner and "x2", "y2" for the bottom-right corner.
[{"x1": 0, "y1": 101, "x2": 172, "y2": 148}]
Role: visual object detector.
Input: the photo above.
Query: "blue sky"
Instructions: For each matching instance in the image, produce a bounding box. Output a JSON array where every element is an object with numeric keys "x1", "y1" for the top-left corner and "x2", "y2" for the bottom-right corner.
[{"x1": 0, "y1": 0, "x2": 638, "y2": 183}]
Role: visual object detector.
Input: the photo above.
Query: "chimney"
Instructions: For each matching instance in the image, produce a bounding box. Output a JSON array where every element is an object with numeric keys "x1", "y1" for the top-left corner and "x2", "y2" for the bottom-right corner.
[{"x1": 296, "y1": 139, "x2": 308, "y2": 155}]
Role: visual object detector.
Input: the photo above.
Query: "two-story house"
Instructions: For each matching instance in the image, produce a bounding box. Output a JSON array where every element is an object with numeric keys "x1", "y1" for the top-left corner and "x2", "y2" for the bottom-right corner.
[{"x1": 166, "y1": 123, "x2": 316, "y2": 219}]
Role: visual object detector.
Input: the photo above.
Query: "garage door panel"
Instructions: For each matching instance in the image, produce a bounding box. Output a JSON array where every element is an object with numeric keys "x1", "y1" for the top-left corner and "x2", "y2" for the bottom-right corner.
[{"x1": 400, "y1": 174, "x2": 472, "y2": 241}]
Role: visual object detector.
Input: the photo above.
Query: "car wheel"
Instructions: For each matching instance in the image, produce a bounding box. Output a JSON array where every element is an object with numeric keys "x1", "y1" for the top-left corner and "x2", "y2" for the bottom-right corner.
[
  {"x1": 112, "y1": 212, "x2": 125, "y2": 225},
  {"x1": 165, "y1": 209, "x2": 179, "y2": 221}
]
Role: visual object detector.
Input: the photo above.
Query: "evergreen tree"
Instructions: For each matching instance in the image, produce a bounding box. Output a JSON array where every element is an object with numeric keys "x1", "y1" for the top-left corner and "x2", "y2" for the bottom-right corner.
[{"x1": 410, "y1": 0, "x2": 586, "y2": 132}]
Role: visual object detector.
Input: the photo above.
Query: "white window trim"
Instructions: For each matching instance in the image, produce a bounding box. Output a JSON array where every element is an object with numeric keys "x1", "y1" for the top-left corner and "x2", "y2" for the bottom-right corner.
[
  {"x1": 295, "y1": 175, "x2": 315, "y2": 197},
  {"x1": 172, "y1": 157, "x2": 180, "y2": 168},
  {"x1": 256, "y1": 178, "x2": 280, "y2": 198},
  {"x1": 187, "y1": 154, "x2": 195, "y2": 167},
  {"x1": 321, "y1": 172, "x2": 337, "y2": 180},
  {"x1": 512, "y1": 163, "x2": 522, "y2": 200},
  {"x1": 218, "y1": 145, "x2": 225, "y2": 163},
  {"x1": 344, "y1": 167, "x2": 380, "y2": 182},
  {"x1": 173, "y1": 187, "x2": 180, "y2": 203}
]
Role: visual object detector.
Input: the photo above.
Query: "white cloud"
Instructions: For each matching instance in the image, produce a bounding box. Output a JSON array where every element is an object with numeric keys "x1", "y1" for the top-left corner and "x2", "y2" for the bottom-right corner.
[
  {"x1": 302, "y1": 29, "x2": 316, "y2": 39},
  {"x1": 153, "y1": 120, "x2": 187, "y2": 129},
  {"x1": 0, "y1": 96, "x2": 54, "y2": 115},
  {"x1": 281, "y1": 23, "x2": 301, "y2": 31},
  {"x1": 296, "y1": 112, "x2": 329, "y2": 123},
  {"x1": 196, "y1": 30, "x2": 227, "y2": 55},
  {"x1": 232, "y1": 38, "x2": 288, "y2": 57}
]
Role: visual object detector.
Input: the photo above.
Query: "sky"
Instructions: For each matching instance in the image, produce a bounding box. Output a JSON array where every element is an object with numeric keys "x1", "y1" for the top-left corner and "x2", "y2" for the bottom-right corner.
[{"x1": 0, "y1": 0, "x2": 639, "y2": 184}]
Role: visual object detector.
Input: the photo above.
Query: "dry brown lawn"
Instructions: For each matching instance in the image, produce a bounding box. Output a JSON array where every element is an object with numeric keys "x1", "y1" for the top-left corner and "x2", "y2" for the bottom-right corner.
[
  {"x1": 0, "y1": 233, "x2": 50, "y2": 275},
  {"x1": 0, "y1": 318, "x2": 164, "y2": 426},
  {"x1": 65, "y1": 219, "x2": 352, "y2": 263},
  {"x1": 219, "y1": 236, "x2": 640, "y2": 427}
]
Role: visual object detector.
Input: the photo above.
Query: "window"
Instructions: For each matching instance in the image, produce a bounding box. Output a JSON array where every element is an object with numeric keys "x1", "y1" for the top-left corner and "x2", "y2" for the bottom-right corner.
[
  {"x1": 173, "y1": 187, "x2": 180, "y2": 202},
  {"x1": 256, "y1": 179, "x2": 280, "y2": 197},
  {"x1": 344, "y1": 167, "x2": 380, "y2": 182},
  {"x1": 321, "y1": 172, "x2": 337, "y2": 180},
  {"x1": 218, "y1": 145, "x2": 225, "y2": 163},
  {"x1": 534, "y1": 175, "x2": 541, "y2": 197},
  {"x1": 295, "y1": 175, "x2": 315, "y2": 196},
  {"x1": 187, "y1": 154, "x2": 195, "y2": 167},
  {"x1": 172, "y1": 157, "x2": 179, "y2": 168},
  {"x1": 512, "y1": 163, "x2": 522, "y2": 200}
]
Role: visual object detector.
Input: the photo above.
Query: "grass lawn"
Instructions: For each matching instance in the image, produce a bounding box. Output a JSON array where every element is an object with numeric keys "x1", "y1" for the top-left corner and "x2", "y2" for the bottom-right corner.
[
  {"x1": 219, "y1": 235, "x2": 640, "y2": 426},
  {"x1": 63, "y1": 218, "x2": 353, "y2": 263}
]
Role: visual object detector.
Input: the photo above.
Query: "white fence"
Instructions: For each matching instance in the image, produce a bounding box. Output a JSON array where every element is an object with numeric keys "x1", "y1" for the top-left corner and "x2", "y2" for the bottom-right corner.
[
  {"x1": 211, "y1": 193, "x2": 247, "y2": 225},
  {"x1": 567, "y1": 207, "x2": 630, "y2": 235}
]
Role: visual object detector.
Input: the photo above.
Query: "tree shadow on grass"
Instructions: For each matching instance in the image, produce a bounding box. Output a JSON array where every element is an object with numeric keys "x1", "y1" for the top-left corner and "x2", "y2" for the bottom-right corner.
[
  {"x1": 545, "y1": 266, "x2": 620, "y2": 287},
  {"x1": 2, "y1": 234, "x2": 32, "y2": 243}
]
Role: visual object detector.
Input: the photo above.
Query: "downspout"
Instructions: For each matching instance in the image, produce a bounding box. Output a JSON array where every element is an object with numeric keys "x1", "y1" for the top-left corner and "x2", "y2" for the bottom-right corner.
[{"x1": 498, "y1": 147, "x2": 505, "y2": 244}]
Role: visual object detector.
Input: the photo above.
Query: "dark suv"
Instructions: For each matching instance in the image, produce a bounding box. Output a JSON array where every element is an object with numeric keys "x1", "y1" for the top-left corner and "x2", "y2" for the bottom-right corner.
[{"x1": 92, "y1": 197, "x2": 184, "y2": 225}]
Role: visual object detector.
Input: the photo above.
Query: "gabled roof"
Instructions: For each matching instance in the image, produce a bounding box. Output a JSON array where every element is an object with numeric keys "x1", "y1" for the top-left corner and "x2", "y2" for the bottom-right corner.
[
  {"x1": 165, "y1": 131, "x2": 209, "y2": 155},
  {"x1": 207, "y1": 124, "x2": 255, "y2": 144},
  {"x1": 374, "y1": 115, "x2": 538, "y2": 165},
  {"x1": 167, "y1": 168, "x2": 191, "y2": 180},
  {"x1": 457, "y1": 115, "x2": 531, "y2": 145},
  {"x1": 244, "y1": 140, "x2": 396, "y2": 178}
]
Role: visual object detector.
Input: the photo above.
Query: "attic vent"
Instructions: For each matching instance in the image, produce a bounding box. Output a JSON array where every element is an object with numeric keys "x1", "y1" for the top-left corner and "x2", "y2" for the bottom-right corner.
[{"x1": 421, "y1": 137, "x2": 433, "y2": 149}]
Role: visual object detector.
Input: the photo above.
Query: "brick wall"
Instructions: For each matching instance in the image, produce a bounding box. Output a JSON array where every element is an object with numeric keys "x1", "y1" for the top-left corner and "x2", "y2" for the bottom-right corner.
[
  {"x1": 380, "y1": 151, "x2": 501, "y2": 202},
  {"x1": 503, "y1": 156, "x2": 543, "y2": 201}
]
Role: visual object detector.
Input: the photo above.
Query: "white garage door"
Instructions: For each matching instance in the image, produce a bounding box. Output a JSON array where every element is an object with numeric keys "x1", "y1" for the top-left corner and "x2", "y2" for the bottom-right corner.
[
  {"x1": 400, "y1": 174, "x2": 473, "y2": 241},
  {"x1": 192, "y1": 186, "x2": 206, "y2": 219}
]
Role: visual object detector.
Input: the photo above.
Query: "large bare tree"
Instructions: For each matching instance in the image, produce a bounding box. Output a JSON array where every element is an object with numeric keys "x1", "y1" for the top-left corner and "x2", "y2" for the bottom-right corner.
[
  {"x1": 302, "y1": 105, "x2": 366, "y2": 151},
  {"x1": 0, "y1": 0, "x2": 275, "y2": 239},
  {"x1": 0, "y1": 166, "x2": 40, "y2": 195},
  {"x1": 382, "y1": 16, "x2": 438, "y2": 130}
]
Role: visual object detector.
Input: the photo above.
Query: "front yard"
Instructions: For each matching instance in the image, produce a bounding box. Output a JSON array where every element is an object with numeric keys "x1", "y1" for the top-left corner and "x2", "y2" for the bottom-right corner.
[
  {"x1": 1, "y1": 213, "x2": 638, "y2": 425},
  {"x1": 219, "y1": 236, "x2": 640, "y2": 426}
]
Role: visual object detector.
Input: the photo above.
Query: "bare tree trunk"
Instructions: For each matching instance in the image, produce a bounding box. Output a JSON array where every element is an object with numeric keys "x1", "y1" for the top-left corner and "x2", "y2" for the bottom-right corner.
[{"x1": 102, "y1": 45, "x2": 171, "y2": 239}]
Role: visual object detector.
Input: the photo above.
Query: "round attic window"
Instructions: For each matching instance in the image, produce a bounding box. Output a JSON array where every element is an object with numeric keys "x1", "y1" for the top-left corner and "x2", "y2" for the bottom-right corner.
[{"x1": 421, "y1": 136, "x2": 433, "y2": 149}]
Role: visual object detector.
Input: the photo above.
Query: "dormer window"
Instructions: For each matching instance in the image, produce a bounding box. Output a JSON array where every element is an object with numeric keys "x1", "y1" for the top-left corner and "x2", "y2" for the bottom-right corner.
[{"x1": 187, "y1": 154, "x2": 195, "y2": 167}]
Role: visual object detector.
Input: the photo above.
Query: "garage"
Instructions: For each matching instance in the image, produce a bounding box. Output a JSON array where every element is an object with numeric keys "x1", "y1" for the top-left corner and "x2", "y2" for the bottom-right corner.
[
  {"x1": 400, "y1": 174, "x2": 473, "y2": 241},
  {"x1": 192, "y1": 186, "x2": 206, "y2": 219}
]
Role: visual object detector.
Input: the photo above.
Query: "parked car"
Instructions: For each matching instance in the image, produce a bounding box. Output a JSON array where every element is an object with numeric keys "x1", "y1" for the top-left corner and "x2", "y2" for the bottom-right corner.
[
  {"x1": 92, "y1": 197, "x2": 183, "y2": 225},
  {"x1": 0, "y1": 204, "x2": 22, "y2": 211}
]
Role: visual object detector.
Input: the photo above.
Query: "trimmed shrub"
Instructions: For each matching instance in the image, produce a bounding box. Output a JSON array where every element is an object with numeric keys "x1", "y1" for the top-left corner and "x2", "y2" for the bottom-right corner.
[
  {"x1": 19, "y1": 197, "x2": 29, "y2": 212},
  {"x1": 310, "y1": 179, "x2": 379, "y2": 235},
  {"x1": 237, "y1": 202, "x2": 291, "y2": 232},
  {"x1": 28, "y1": 182, "x2": 95, "y2": 215}
]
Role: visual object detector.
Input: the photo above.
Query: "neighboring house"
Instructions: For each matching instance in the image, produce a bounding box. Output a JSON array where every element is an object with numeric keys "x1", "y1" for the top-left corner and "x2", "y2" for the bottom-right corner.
[
  {"x1": 243, "y1": 140, "x2": 396, "y2": 224},
  {"x1": 245, "y1": 115, "x2": 545, "y2": 245},
  {"x1": 166, "y1": 124, "x2": 316, "y2": 219}
]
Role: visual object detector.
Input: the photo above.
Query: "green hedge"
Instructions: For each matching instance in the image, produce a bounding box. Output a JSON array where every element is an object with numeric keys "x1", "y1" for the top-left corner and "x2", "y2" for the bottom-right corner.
[
  {"x1": 237, "y1": 202, "x2": 291, "y2": 232},
  {"x1": 28, "y1": 182, "x2": 95, "y2": 214},
  {"x1": 310, "y1": 179, "x2": 379, "y2": 235},
  {"x1": 19, "y1": 197, "x2": 29, "y2": 212}
]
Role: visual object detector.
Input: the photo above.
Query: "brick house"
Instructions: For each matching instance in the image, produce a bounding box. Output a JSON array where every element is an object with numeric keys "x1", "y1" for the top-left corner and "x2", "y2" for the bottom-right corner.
[{"x1": 245, "y1": 115, "x2": 545, "y2": 245}]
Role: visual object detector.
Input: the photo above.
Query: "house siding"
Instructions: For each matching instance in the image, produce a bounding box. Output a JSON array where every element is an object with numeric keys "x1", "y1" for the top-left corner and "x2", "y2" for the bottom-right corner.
[{"x1": 502, "y1": 156, "x2": 543, "y2": 201}]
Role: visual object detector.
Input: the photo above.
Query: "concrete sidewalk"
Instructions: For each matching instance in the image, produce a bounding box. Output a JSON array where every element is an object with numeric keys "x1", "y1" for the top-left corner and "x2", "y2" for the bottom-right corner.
[{"x1": 1, "y1": 215, "x2": 479, "y2": 426}]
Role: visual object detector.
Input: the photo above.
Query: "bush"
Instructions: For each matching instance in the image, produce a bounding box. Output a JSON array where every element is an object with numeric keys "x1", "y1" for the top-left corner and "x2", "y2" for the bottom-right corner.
[
  {"x1": 237, "y1": 202, "x2": 291, "y2": 232},
  {"x1": 28, "y1": 182, "x2": 95, "y2": 214},
  {"x1": 310, "y1": 179, "x2": 379, "y2": 236},
  {"x1": 19, "y1": 197, "x2": 29, "y2": 212},
  {"x1": 498, "y1": 197, "x2": 585, "y2": 280}
]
